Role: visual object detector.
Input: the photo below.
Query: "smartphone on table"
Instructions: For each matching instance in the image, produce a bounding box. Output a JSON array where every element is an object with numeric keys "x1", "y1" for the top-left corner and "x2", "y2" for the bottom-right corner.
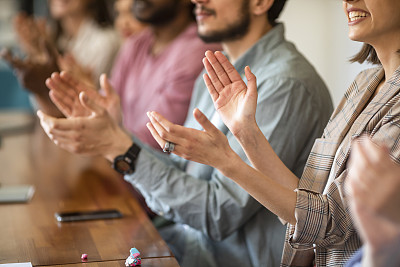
[{"x1": 54, "y1": 209, "x2": 122, "y2": 222}]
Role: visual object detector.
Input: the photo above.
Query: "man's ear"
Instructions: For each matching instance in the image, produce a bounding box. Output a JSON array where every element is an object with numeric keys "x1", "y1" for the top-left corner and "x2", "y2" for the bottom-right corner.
[{"x1": 251, "y1": 0, "x2": 274, "y2": 16}]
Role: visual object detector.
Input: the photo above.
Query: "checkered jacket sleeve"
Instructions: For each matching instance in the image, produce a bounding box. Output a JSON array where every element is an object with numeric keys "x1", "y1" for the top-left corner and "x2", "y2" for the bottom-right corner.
[{"x1": 281, "y1": 66, "x2": 400, "y2": 267}]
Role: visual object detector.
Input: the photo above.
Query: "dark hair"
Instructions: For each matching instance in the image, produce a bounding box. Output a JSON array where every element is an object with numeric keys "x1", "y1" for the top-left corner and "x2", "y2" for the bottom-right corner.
[
  {"x1": 268, "y1": 0, "x2": 287, "y2": 26},
  {"x1": 85, "y1": 0, "x2": 114, "y2": 28},
  {"x1": 350, "y1": 43, "x2": 381, "y2": 65},
  {"x1": 188, "y1": 3, "x2": 196, "y2": 21}
]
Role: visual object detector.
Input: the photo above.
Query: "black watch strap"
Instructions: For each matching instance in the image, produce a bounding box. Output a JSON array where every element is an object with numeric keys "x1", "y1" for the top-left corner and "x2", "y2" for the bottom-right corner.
[{"x1": 112, "y1": 143, "x2": 141, "y2": 175}]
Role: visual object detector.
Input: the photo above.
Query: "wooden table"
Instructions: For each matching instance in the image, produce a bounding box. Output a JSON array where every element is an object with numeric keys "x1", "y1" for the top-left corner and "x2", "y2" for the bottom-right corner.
[{"x1": 0, "y1": 112, "x2": 179, "y2": 266}]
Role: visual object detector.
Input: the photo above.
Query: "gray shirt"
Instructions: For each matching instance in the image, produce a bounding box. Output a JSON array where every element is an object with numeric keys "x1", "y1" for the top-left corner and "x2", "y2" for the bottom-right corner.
[{"x1": 125, "y1": 24, "x2": 333, "y2": 267}]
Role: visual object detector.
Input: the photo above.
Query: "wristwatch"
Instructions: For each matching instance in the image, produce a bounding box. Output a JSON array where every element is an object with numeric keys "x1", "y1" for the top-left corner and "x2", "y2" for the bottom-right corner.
[{"x1": 112, "y1": 143, "x2": 141, "y2": 175}]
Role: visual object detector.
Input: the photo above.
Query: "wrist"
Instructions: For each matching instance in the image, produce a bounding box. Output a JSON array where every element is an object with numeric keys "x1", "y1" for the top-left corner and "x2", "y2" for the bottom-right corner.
[
  {"x1": 104, "y1": 129, "x2": 134, "y2": 162},
  {"x1": 218, "y1": 148, "x2": 244, "y2": 178},
  {"x1": 235, "y1": 121, "x2": 261, "y2": 145}
]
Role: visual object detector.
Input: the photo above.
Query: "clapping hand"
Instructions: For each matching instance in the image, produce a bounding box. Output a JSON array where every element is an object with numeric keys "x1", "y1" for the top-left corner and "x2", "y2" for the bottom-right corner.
[
  {"x1": 1, "y1": 43, "x2": 58, "y2": 98},
  {"x1": 46, "y1": 72, "x2": 123, "y2": 124},
  {"x1": 57, "y1": 53, "x2": 95, "y2": 87},
  {"x1": 38, "y1": 92, "x2": 131, "y2": 161},
  {"x1": 347, "y1": 138, "x2": 400, "y2": 261},
  {"x1": 146, "y1": 108, "x2": 236, "y2": 172},
  {"x1": 203, "y1": 50, "x2": 258, "y2": 137},
  {"x1": 13, "y1": 12, "x2": 48, "y2": 63}
]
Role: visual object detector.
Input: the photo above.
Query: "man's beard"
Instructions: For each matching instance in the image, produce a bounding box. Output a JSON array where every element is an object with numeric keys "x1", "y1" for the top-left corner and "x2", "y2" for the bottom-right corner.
[
  {"x1": 134, "y1": 0, "x2": 180, "y2": 26},
  {"x1": 197, "y1": 1, "x2": 250, "y2": 43}
]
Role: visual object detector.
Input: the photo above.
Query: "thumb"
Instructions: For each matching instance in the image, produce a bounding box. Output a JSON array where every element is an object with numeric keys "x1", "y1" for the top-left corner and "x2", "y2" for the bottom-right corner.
[
  {"x1": 193, "y1": 108, "x2": 219, "y2": 135},
  {"x1": 100, "y1": 73, "x2": 116, "y2": 97},
  {"x1": 245, "y1": 66, "x2": 257, "y2": 97},
  {"x1": 37, "y1": 109, "x2": 56, "y2": 135},
  {"x1": 79, "y1": 91, "x2": 104, "y2": 115}
]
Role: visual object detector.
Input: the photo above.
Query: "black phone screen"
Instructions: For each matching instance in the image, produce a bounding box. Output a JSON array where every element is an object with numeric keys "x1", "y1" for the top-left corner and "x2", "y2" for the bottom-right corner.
[{"x1": 54, "y1": 209, "x2": 122, "y2": 222}]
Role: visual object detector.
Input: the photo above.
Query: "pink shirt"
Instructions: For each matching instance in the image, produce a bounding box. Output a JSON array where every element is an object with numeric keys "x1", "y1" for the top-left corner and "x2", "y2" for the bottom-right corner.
[{"x1": 111, "y1": 23, "x2": 221, "y2": 149}]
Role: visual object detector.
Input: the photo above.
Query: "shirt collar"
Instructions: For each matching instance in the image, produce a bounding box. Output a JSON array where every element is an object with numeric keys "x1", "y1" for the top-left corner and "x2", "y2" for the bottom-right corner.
[{"x1": 230, "y1": 23, "x2": 286, "y2": 73}]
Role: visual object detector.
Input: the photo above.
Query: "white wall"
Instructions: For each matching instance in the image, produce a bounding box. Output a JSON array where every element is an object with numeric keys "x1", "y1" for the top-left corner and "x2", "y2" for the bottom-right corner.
[{"x1": 280, "y1": 0, "x2": 371, "y2": 106}]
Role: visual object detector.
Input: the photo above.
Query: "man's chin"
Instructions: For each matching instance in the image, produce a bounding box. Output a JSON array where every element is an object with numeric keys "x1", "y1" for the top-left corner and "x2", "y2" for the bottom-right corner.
[{"x1": 197, "y1": 29, "x2": 223, "y2": 43}]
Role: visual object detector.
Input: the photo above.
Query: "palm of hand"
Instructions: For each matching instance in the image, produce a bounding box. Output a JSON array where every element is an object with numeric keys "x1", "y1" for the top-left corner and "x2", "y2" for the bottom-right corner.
[{"x1": 214, "y1": 80, "x2": 254, "y2": 135}]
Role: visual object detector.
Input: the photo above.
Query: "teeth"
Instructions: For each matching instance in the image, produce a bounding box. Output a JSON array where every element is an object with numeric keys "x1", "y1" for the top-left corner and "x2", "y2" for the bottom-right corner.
[{"x1": 349, "y1": 11, "x2": 368, "y2": 22}]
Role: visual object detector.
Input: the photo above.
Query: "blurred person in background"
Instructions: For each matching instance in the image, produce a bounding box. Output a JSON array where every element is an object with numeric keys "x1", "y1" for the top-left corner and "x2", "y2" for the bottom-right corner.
[
  {"x1": 1, "y1": 0, "x2": 120, "y2": 116},
  {"x1": 114, "y1": 0, "x2": 147, "y2": 41}
]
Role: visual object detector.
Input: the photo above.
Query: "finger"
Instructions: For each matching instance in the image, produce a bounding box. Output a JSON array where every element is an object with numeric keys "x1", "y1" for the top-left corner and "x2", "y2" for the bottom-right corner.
[
  {"x1": 43, "y1": 39, "x2": 59, "y2": 63},
  {"x1": 193, "y1": 108, "x2": 219, "y2": 135},
  {"x1": 79, "y1": 92, "x2": 105, "y2": 116},
  {"x1": 203, "y1": 73, "x2": 219, "y2": 103},
  {"x1": 214, "y1": 51, "x2": 243, "y2": 83},
  {"x1": 100, "y1": 73, "x2": 116, "y2": 97},
  {"x1": 203, "y1": 57, "x2": 224, "y2": 93},
  {"x1": 0, "y1": 49, "x2": 25, "y2": 70},
  {"x1": 205, "y1": 50, "x2": 232, "y2": 86},
  {"x1": 361, "y1": 137, "x2": 389, "y2": 164},
  {"x1": 60, "y1": 71, "x2": 89, "y2": 94},
  {"x1": 147, "y1": 111, "x2": 184, "y2": 145},
  {"x1": 244, "y1": 66, "x2": 257, "y2": 97},
  {"x1": 37, "y1": 18, "x2": 47, "y2": 35},
  {"x1": 37, "y1": 109, "x2": 61, "y2": 135},
  {"x1": 348, "y1": 140, "x2": 372, "y2": 192},
  {"x1": 46, "y1": 73, "x2": 79, "y2": 102},
  {"x1": 146, "y1": 122, "x2": 166, "y2": 150},
  {"x1": 49, "y1": 90, "x2": 73, "y2": 117},
  {"x1": 37, "y1": 110, "x2": 76, "y2": 131}
]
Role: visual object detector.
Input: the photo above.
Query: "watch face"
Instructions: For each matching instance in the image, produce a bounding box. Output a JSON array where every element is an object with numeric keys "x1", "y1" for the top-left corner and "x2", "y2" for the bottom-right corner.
[
  {"x1": 116, "y1": 160, "x2": 131, "y2": 172},
  {"x1": 114, "y1": 155, "x2": 134, "y2": 174},
  {"x1": 112, "y1": 144, "x2": 140, "y2": 175}
]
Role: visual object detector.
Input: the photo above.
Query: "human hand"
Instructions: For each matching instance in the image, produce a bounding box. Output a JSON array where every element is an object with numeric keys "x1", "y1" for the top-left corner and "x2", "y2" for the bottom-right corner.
[
  {"x1": 1, "y1": 42, "x2": 58, "y2": 97},
  {"x1": 203, "y1": 51, "x2": 258, "y2": 137},
  {"x1": 57, "y1": 53, "x2": 95, "y2": 86},
  {"x1": 347, "y1": 137, "x2": 400, "y2": 262},
  {"x1": 37, "y1": 92, "x2": 132, "y2": 162},
  {"x1": 146, "y1": 108, "x2": 237, "y2": 172},
  {"x1": 13, "y1": 13, "x2": 48, "y2": 63},
  {"x1": 46, "y1": 71, "x2": 123, "y2": 124}
]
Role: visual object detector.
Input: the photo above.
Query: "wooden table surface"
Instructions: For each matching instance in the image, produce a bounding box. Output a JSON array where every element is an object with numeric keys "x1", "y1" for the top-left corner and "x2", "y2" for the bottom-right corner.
[{"x1": 0, "y1": 112, "x2": 179, "y2": 266}]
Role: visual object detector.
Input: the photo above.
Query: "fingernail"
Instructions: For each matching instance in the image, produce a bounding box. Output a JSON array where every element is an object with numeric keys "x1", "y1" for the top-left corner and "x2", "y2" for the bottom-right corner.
[{"x1": 80, "y1": 92, "x2": 88, "y2": 102}]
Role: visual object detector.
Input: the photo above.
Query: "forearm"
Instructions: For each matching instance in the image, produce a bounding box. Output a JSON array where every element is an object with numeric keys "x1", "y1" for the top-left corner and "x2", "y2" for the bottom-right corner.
[
  {"x1": 235, "y1": 123, "x2": 299, "y2": 191},
  {"x1": 220, "y1": 151, "x2": 297, "y2": 224}
]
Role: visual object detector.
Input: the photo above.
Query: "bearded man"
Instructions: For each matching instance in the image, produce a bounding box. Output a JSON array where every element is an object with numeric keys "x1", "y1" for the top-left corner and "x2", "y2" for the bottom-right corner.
[{"x1": 39, "y1": 0, "x2": 333, "y2": 266}]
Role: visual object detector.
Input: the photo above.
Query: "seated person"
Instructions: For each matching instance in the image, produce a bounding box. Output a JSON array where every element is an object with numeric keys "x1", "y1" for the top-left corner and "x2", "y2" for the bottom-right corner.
[
  {"x1": 37, "y1": 0, "x2": 333, "y2": 266},
  {"x1": 2, "y1": 0, "x2": 120, "y2": 116},
  {"x1": 143, "y1": 0, "x2": 400, "y2": 265}
]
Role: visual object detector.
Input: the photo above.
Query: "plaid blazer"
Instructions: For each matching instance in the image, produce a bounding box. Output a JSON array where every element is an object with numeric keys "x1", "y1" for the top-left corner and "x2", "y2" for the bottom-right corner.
[{"x1": 281, "y1": 65, "x2": 400, "y2": 267}]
